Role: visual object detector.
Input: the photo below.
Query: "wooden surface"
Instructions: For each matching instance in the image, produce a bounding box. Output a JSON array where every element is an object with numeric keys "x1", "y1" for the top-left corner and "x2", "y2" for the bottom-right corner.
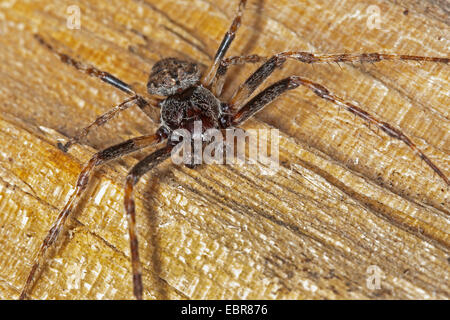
[{"x1": 0, "y1": 0, "x2": 449, "y2": 300}]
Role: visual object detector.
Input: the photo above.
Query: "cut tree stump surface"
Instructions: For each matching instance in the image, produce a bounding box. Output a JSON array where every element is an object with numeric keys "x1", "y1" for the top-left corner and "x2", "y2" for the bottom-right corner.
[{"x1": 0, "y1": 0, "x2": 448, "y2": 299}]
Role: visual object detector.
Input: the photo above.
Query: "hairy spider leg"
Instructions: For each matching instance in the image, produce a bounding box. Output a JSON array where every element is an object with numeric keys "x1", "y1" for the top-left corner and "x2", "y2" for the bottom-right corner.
[
  {"x1": 212, "y1": 54, "x2": 267, "y2": 96},
  {"x1": 19, "y1": 133, "x2": 164, "y2": 300},
  {"x1": 34, "y1": 34, "x2": 135, "y2": 95},
  {"x1": 215, "y1": 52, "x2": 450, "y2": 98},
  {"x1": 230, "y1": 76, "x2": 449, "y2": 186},
  {"x1": 59, "y1": 95, "x2": 137, "y2": 152},
  {"x1": 228, "y1": 52, "x2": 449, "y2": 109},
  {"x1": 201, "y1": 0, "x2": 247, "y2": 87},
  {"x1": 124, "y1": 144, "x2": 173, "y2": 300},
  {"x1": 215, "y1": 53, "x2": 449, "y2": 100}
]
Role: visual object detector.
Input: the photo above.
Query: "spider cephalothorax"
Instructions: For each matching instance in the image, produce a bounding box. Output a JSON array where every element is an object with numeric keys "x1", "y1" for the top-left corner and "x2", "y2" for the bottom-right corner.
[
  {"x1": 147, "y1": 57, "x2": 227, "y2": 162},
  {"x1": 21, "y1": 0, "x2": 448, "y2": 301},
  {"x1": 148, "y1": 57, "x2": 228, "y2": 155}
]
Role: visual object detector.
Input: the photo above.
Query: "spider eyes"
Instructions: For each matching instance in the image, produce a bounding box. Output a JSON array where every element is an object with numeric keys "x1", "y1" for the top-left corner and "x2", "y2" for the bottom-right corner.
[{"x1": 147, "y1": 57, "x2": 201, "y2": 96}]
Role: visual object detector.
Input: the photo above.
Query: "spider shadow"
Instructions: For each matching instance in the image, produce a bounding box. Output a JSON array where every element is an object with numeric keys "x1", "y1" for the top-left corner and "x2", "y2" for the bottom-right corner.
[
  {"x1": 22, "y1": 176, "x2": 101, "y2": 299},
  {"x1": 139, "y1": 160, "x2": 174, "y2": 300},
  {"x1": 239, "y1": 0, "x2": 265, "y2": 61}
]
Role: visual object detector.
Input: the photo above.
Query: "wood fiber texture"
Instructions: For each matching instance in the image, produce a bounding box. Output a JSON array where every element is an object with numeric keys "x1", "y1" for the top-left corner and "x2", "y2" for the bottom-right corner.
[{"x1": 0, "y1": 0, "x2": 448, "y2": 299}]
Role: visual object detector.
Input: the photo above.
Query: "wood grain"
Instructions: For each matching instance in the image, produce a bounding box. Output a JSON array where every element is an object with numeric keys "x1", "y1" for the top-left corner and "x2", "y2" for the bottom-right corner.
[{"x1": 0, "y1": 0, "x2": 448, "y2": 299}]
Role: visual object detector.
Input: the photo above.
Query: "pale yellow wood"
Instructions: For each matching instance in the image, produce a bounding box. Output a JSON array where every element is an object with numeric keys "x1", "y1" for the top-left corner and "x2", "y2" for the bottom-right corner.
[{"x1": 0, "y1": 0, "x2": 448, "y2": 300}]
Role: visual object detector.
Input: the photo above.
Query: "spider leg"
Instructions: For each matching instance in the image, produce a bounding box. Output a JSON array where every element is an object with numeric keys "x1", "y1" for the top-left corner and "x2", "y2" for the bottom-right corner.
[
  {"x1": 59, "y1": 95, "x2": 161, "y2": 152},
  {"x1": 201, "y1": 0, "x2": 247, "y2": 87},
  {"x1": 230, "y1": 76, "x2": 449, "y2": 186},
  {"x1": 288, "y1": 52, "x2": 449, "y2": 65},
  {"x1": 124, "y1": 144, "x2": 173, "y2": 300},
  {"x1": 60, "y1": 95, "x2": 136, "y2": 152},
  {"x1": 212, "y1": 54, "x2": 267, "y2": 96},
  {"x1": 19, "y1": 133, "x2": 164, "y2": 300},
  {"x1": 34, "y1": 34, "x2": 135, "y2": 95},
  {"x1": 228, "y1": 52, "x2": 449, "y2": 110}
]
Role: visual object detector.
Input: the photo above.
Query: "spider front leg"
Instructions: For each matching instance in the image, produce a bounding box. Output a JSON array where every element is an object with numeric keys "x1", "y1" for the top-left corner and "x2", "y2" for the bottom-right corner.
[
  {"x1": 201, "y1": 0, "x2": 247, "y2": 87},
  {"x1": 123, "y1": 144, "x2": 173, "y2": 300},
  {"x1": 229, "y1": 76, "x2": 449, "y2": 186},
  {"x1": 19, "y1": 133, "x2": 164, "y2": 300}
]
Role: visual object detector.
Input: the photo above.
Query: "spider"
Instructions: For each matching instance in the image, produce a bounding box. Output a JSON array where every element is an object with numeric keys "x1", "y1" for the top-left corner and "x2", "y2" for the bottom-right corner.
[{"x1": 20, "y1": 0, "x2": 449, "y2": 300}]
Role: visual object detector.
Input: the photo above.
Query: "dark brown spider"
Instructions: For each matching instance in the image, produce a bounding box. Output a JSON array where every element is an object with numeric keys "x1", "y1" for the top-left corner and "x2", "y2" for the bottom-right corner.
[{"x1": 20, "y1": 0, "x2": 449, "y2": 300}]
